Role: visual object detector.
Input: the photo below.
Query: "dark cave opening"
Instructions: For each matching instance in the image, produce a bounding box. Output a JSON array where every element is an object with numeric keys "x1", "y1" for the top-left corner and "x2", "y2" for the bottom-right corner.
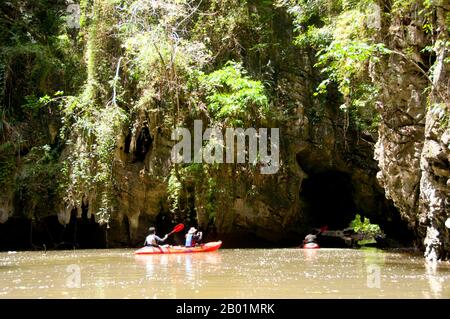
[
  {"x1": 0, "y1": 210, "x2": 107, "y2": 251},
  {"x1": 300, "y1": 171, "x2": 356, "y2": 230},
  {"x1": 76, "y1": 208, "x2": 106, "y2": 248},
  {"x1": 124, "y1": 132, "x2": 132, "y2": 154},
  {"x1": 133, "y1": 127, "x2": 152, "y2": 162},
  {"x1": 122, "y1": 215, "x2": 131, "y2": 244}
]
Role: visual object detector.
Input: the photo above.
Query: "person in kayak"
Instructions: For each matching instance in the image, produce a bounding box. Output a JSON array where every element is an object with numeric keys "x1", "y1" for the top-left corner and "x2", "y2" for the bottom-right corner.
[
  {"x1": 185, "y1": 227, "x2": 202, "y2": 247},
  {"x1": 303, "y1": 233, "x2": 317, "y2": 245},
  {"x1": 144, "y1": 226, "x2": 168, "y2": 247}
]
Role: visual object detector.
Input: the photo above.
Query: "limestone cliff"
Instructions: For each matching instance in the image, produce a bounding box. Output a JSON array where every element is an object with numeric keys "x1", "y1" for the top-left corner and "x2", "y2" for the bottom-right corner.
[
  {"x1": 3, "y1": 0, "x2": 438, "y2": 253},
  {"x1": 94, "y1": 3, "x2": 403, "y2": 247},
  {"x1": 372, "y1": 1, "x2": 449, "y2": 260}
]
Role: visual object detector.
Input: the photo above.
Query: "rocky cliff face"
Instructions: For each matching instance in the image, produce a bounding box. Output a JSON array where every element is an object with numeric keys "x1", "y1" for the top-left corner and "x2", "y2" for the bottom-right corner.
[
  {"x1": 0, "y1": 1, "x2": 414, "y2": 251},
  {"x1": 372, "y1": 2, "x2": 449, "y2": 260},
  {"x1": 102, "y1": 66, "x2": 401, "y2": 247},
  {"x1": 97, "y1": 5, "x2": 404, "y2": 248}
]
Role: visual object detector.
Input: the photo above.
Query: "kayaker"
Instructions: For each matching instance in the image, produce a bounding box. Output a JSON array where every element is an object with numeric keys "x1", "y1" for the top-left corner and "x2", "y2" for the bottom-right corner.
[
  {"x1": 144, "y1": 226, "x2": 168, "y2": 247},
  {"x1": 185, "y1": 227, "x2": 202, "y2": 247},
  {"x1": 303, "y1": 233, "x2": 317, "y2": 245}
]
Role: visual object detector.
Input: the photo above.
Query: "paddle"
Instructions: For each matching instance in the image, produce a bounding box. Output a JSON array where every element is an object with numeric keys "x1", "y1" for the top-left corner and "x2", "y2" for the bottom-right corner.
[
  {"x1": 167, "y1": 223, "x2": 185, "y2": 236},
  {"x1": 317, "y1": 225, "x2": 328, "y2": 234}
]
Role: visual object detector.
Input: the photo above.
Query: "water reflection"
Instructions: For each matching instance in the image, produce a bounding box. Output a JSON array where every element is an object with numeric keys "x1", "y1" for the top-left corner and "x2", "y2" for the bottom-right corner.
[
  {"x1": 133, "y1": 252, "x2": 223, "y2": 298},
  {"x1": 302, "y1": 248, "x2": 318, "y2": 262},
  {"x1": 424, "y1": 261, "x2": 444, "y2": 298},
  {"x1": 183, "y1": 255, "x2": 193, "y2": 280},
  {"x1": 1, "y1": 249, "x2": 449, "y2": 298},
  {"x1": 361, "y1": 247, "x2": 386, "y2": 267},
  {"x1": 134, "y1": 252, "x2": 222, "y2": 282}
]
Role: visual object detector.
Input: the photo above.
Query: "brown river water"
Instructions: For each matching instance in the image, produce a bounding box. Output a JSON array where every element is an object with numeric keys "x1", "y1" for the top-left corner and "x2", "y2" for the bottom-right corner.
[{"x1": 1, "y1": 248, "x2": 449, "y2": 298}]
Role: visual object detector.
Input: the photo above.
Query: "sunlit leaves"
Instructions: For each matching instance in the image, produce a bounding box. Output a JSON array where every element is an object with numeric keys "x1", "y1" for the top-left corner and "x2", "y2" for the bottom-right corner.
[
  {"x1": 349, "y1": 213, "x2": 384, "y2": 244},
  {"x1": 282, "y1": 0, "x2": 391, "y2": 131},
  {"x1": 198, "y1": 61, "x2": 269, "y2": 126}
]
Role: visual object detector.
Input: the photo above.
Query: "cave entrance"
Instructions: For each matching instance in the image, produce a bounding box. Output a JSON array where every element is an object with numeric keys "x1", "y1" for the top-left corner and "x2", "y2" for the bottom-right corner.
[{"x1": 300, "y1": 170, "x2": 356, "y2": 230}]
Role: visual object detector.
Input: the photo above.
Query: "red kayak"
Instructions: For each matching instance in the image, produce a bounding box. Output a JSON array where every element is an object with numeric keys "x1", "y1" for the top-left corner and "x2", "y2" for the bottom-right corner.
[
  {"x1": 303, "y1": 242, "x2": 320, "y2": 249},
  {"x1": 134, "y1": 241, "x2": 222, "y2": 255}
]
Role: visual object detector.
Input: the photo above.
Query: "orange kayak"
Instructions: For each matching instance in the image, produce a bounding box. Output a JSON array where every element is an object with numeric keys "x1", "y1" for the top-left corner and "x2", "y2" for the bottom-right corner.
[
  {"x1": 303, "y1": 242, "x2": 320, "y2": 249},
  {"x1": 134, "y1": 241, "x2": 222, "y2": 255}
]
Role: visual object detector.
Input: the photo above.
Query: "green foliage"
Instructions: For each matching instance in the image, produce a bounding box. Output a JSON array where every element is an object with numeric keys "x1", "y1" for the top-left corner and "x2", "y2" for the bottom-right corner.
[
  {"x1": 349, "y1": 214, "x2": 384, "y2": 244},
  {"x1": 391, "y1": 0, "x2": 433, "y2": 15},
  {"x1": 279, "y1": 0, "x2": 340, "y2": 27},
  {"x1": 0, "y1": 0, "x2": 84, "y2": 121},
  {"x1": 17, "y1": 144, "x2": 61, "y2": 218},
  {"x1": 62, "y1": 0, "x2": 218, "y2": 225},
  {"x1": 294, "y1": 25, "x2": 333, "y2": 48},
  {"x1": 58, "y1": 0, "x2": 133, "y2": 225},
  {"x1": 0, "y1": 0, "x2": 84, "y2": 222},
  {"x1": 2, "y1": 0, "x2": 279, "y2": 228},
  {"x1": 123, "y1": 29, "x2": 211, "y2": 85},
  {"x1": 1, "y1": 43, "x2": 64, "y2": 118},
  {"x1": 62, "y1": 98, "x2": 129, "y2": 225},
  {"x1": 21, "y1": 91, "x2": 63, "y2": 116},
  {"x1": 198, "y1": 61, "x2": 269, "y2": 126},
  {"x1": 3, "y1": 0, "x2": 445, "y2": 234},
  {"x1": 282, "y1": 0, "x2": 390, "y2": 131},
  {"x1": 191, "y1": 0, "x2": 251, "y2": 58},
  {"x1": 0, "y1": 142, "x2": 16, "y2": 189},
  {"x1": 284, "y1": 0, "x2": 449, "y2": 130},
  {"x1": 315, "y1": 42, "x2": 389, "y2": 97},
  {"x1": 168, "y1": 168, "x2": 183, "y2": 214},
  {"x1": 167, "y1": 163, "x2": 220, "y2": 224},
  {"x1": 204, "y1": 176, "x2": 218, "y2": 223}
]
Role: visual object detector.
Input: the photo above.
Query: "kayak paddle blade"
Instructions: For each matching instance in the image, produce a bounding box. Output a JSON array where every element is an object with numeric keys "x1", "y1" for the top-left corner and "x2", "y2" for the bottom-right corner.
[{"x1": 169, "y1": 223, "x2": 185, "y2": 235}]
